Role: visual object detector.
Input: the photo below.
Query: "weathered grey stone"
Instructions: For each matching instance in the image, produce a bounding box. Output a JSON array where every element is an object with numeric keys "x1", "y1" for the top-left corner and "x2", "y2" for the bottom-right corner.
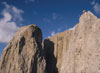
[{"x1": 0, "y1": 24, "x2": 46, "y2": 73}]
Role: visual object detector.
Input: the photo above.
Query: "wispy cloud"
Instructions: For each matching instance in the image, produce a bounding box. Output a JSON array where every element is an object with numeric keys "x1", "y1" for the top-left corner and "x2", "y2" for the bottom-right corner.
[
  {"x1": 91, "y1": 0, "x2": 100, "y2": 14},
  {"x1": 0, "y1": 2, "x2": 24, "y2": 43},
  {"x1": 51, "y1": 31, "x2": 57, "y2": 36},
  {"x1": 2, "y1": 2, "x2": 24, "y2": 23},
  {"x1": 48, "y1": 28, "x2": 62, "y2": 38},
  {"x1": 68, "y1": 26, "x2": 75, "y2": 30},
  {"x1": 48, "y1": 31, "x2": 57, "y2": 38}
]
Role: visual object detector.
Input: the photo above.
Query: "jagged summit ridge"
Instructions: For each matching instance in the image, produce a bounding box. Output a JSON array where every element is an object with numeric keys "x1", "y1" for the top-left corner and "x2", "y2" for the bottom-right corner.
[
  {"x1": 60, "y1": 11, "x2": 100, "y2": 73},
  {"x1": 66, "y1": 11, "x2": 98, "y2": 32},
  {"x1": 79, "y1": 11, "x2": 98, "y2": 23}
]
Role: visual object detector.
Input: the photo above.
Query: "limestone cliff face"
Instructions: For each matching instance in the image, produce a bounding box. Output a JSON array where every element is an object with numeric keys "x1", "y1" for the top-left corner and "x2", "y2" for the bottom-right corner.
[
  {"x1": 0, "y1": 24, "x2": 46, "y2": 73},
  {"x1": 0, "y1": 11, "x2": 100, "y2": 73}
]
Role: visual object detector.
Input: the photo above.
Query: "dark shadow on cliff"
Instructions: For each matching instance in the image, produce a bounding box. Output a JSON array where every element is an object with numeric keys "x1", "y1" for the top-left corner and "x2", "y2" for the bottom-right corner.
[
  {"x1": 30, "y1": 27, "x2": 46, "y2": 73},
  {"x1": 44, "y1": 39, "x2": 58, "y2": 73}
]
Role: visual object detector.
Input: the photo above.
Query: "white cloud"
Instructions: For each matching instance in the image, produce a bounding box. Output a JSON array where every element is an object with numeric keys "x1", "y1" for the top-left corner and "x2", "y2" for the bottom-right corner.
[
  {"x1": 48, "y1": 28, "x2": 62, "y2": 38},
  {"x1": 0, "y1": 2, "x2": 24, "y2": 43},
  {"x1": 48, "y1": 31, "x2": 57, "y2": 38},
  {"x1": 91, "y1": 0, "x2": 100, "y2": 14},
  {"x1": 51, "y1": 31, "x2": 57, "y2": 36},
  {"x1": 47, "y1": 31, "x2": 57, "y2": 38},
  {"x1": 68, "y1": 27, "x2": 75, "y2": 30},
  {"x1": 2, "y1": 2, "x2": 24, "y2": 22},
  {"x1": 48, "y1": 26, "x2": 75, "y2": 38},
  {"x1": 12, "y1": 6, "x2": 24, "y2": 21},
  {"x1": 93, "y1": 3, "x2": 100, "y2": 14}
]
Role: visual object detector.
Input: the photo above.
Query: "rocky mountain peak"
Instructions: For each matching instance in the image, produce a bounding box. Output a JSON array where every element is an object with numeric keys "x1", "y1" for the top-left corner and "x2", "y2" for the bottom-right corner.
[
  {"x1": 13, "y1": 24, "x2": 42, "y2": 44},
  {"x1": 0, "y1": 11, "x2": 100, "y2": 73},
  {"x1": 0, "y1": 24, "x2": 46, "y2": 73},
  {"x1": 79, "y1": 11, "x2": 98, "y2": 23}
]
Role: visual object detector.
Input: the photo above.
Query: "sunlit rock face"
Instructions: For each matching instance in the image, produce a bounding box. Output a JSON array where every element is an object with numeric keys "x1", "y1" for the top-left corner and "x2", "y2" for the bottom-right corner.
[
  {"x1": 1, "y1": 11, "x2": 100, "y2": 73},
  {"x1": 60, "y1": 11, "x2": 100, "y2": 73},
  {"x1": 0, "y1": 24, "x2": 46, "y2": 73},
  {"x1": 43, "y1": 30, "x2": 72, "y2": 73},
  {"x1": 44, "y1": 11, "x2": 100, "y2": 73}
]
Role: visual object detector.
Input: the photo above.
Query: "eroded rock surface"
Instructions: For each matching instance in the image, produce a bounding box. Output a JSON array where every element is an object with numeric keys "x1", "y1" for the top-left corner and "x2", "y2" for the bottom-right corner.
[
  {"x1": 0, "y1": 11, "x2": 100, "y2": 73},
  {"x1": 44, "y1": 30, "x2": 72, "y2": 73},
  {"x1": 60, "y1": 11, "x2": 100, "y2": 73},
  {"x1": 0, "y1": 24, "x2": 46, "y2": 73},
  {"x1": 44, "y1": 11, "x2": 100, "y2": 73}
]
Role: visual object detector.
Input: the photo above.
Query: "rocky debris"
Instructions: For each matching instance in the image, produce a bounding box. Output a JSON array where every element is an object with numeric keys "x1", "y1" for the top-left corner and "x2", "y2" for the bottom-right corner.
[{"x1": 0, "y1": 24, "x2": 46, "y2": 73}]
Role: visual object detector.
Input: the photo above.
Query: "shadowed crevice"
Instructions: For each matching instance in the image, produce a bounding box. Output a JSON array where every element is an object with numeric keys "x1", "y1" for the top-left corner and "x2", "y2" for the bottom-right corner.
[
  {"x1": 19, "y1": 37, "x2": 25, "y2": 54},
  {"x1": 44, "y1": 39, "x2": 58, "y2": 73}
]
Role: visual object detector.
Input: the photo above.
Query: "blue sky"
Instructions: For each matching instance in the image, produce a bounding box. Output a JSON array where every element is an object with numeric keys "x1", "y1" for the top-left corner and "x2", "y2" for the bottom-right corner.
[{"x1": 0, "y1": 0, "x2": 100, "y2": 57}]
